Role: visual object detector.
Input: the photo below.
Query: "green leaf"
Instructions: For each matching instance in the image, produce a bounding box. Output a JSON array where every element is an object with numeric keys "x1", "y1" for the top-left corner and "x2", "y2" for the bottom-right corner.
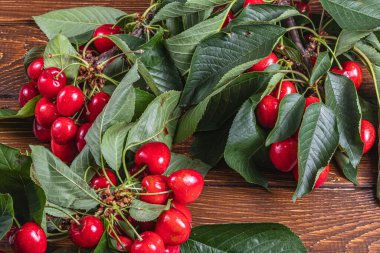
[
  {"x1": 355, "y1": 40, "x2": 380, "y2": 66},
  {"x1": 309, "y1": 51, "x2": 331, "y2": 85},
  {"x1": 133, "y1": 88, "x2": 155, "y2": 120},
  {"x1": 325, "y1": 72, "x2": 363, "y2": 168},
  {"x1": 0, "y1": 194, "x2": 14, "y2": 240},
  {"x1": 93, "y1": 232, "x2": 113, "y2": 253},
  {"x1": 319, "y1": 0, "x2": 380, "y2": 32},
  {"x1": 31, "y1": 145, "x2": 98, "y2": 210},
  {"x1": 44, "y1": 34, "x2": 80, "y2": 80},
  {"x1": 181, "y1": 24, "x2": 286, "y2": 105},
  {"x1": 45, "y1": 202, "x2": 76, "y2": 218},
  {"x1": 224, "y1": 94, "x2": 267, "y2": 188},
  {"x1": 33, "y1": 7, "x2": 126, "y2": 39},
  {"x1": 24, "y1": 46, "x2": 45, "y2": 73},
  {"x1": 181, "y1": 223, "x2": 307, "y2": 253},
  {"x1": 359, "y1": 97, "x2": 378, "y2": 126},
  {"x1": 165, "y1": 8, "x2": 230, "y2": 75},
  {"x1": 334, "y1": 149, "x2": 358, "y2": 185},
  {"x1": 129, "y1": 200, "x2": 166, "y2": 222},
  {"x1": 70, "y1": 146, "x2": 94, "y2": 180},
  {"x1": 266, "y1": 94, "x2": 305, "y2": 146},
  {"x1": 86, "y1": 64, "x2": 139, "y2": 164},
  {"x1": 336, "y1": 30, "x2": 371, "y2": 56},
  {"x1": 0, "y1": 95, "x2": 40, "y2": 119},
  {"x1": 163, "y1": 153, "x2": 211, "y2": 177},
  {"x1": 294, "y1": 103, "x2": 339, "y2": 200}
]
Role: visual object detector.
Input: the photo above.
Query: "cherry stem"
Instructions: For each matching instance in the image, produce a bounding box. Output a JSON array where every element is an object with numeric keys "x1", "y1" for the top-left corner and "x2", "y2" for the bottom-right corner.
[
  {"x1": 100, "y1": 158, "x2": 117, "y2": 188},
  {"x1": 13, "y1": 217, "x2": 21, "y2": 228},
  {"x1": 95, "y1": 73, "x2": 119, "y2": 85},
  {"x1": 142, "y1": 3, "x2": 158, "y2": 19},
  {"x1": 129, "y1": 165, "x2": 148, "y2": 180},
  {"x1": 49, "y1": 53, "x2": 89, "y2": 67},
  {"x1": 115, "y1": 208, "x2": 142, "y2": 240},
  {"x1": 134, "y1": 190, "x2": 173, "y2": 196},
  {"x1": 107, "y1": 218, "x2": 125, "y2": 249},
  {"x1": 46, "y1": 204, "x2": 81, "y2": 226},
  {"x1": 266, "y1": 69, "x2": 309, "y2": 83},
  {"x1": 55, "y1": 62, "x2": 84, "y2": 79}
]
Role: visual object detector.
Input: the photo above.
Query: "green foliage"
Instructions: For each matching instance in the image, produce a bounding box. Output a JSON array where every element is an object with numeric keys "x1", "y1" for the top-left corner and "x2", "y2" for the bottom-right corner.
[
  {"x1": 0, "y1": 194, "x2": 14, "y2": 240},
  {"x1": 129, "y1": 200, "x2": 167, "y2": 222},
  {"x1": 0, "y1": 96, "x2": 40, "y2": 119}
]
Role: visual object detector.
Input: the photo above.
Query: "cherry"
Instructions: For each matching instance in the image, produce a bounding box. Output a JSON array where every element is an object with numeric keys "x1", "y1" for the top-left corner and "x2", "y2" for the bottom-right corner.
[
  {"x1": 304, "y1": 96, "x2": 320, "y2": 109},
  {"x1": 293, "y1": 164, "x2": 330, "y2": 188},
  {"x1": 85, "y1": 92, "x2": 111, "y2": 122},
  {"x1": 38, "y1": 67, "x2": 66, "y2": 98},
  {"x1": 18, "y1": 82, "x2": 39, "y2": 107},
  {"x1": 295, "y1": 2, "x2": 312, "y2": 17},
  {"x1": 69, "y1": 216, "x2": 104, "y2": 249},
  {"x1": 76, "y1": 123, "x2": 92, "y2": 152},
  {"x1": 27, "y1": 57, "x2": 44, "y2": 81},
  {"x1": 167, "y1": 169, "x2": 204, "y2": 204},
  {"x1": 155, "y1": 209, "x2": 191, "y2": 245},
  {"x1": 129, "y1": 163, "x2": 150, "y2": 179},
  {"x1": 51, "y1": 139, "x2": 77, "y2": 163},
  {"x1": 115, "y1": 235, "x2": 134, "y2": 252},
  {"x1": 172, "y1": 201, "x2": 192, "y2": 223},
  {"x1": 35, "y1": 97, "x2": 59, "y2": 127},
  {"x1": 331, "y1": 61, "x2": 363, "y2": 90},
  {"x1": 269, "y1": 137, "x2": 298, "y2": 172},
  {"x1": 51, "y1": 117, "x2": 78, "y2": 145},
  {"x1": 247, "y1": 52, "x2": 278, "y2": 72},
  {"x1": 128, "y1": 216, "x2": 156, "y2": 232},
  {"x1": 33, "y1": 119, "x2": 51, "y2": 142},
  {"x1": 164, "y1": 245, "x2": 181, "y2": 253},
  {"x1": 90, "y1": 169, "x2": 117, "y2": 189},
  {"x1": 135, "y1": 142, "x2": 171, "y2": 175},
  {"x1": 9, "y1": 222, "x2": 47, "y2": 253},
  {"x1": 256, "y1": 95, "x2": 279, "y2": 129},
  {"x1": 93, "y1": 24, "x2": 123, "y2": 53},
  {"x1": 56, "y1": 86, "x2": 85, "y2": 116},
  {"x1": 131, "y1": 231, "x2": 165, "y2": 253},
  {"x1": 140, "y1": 175, "x2": 170, "y2": 205},
  {"x1": 243, "y1": 0, "x2": 265, "y2": 8},
  {"x1": 361, "y1": 120, "x2": 376, "y2": 154},
  {"x1": 270, "y1": 81, "x2": 297, "y2": 101}
]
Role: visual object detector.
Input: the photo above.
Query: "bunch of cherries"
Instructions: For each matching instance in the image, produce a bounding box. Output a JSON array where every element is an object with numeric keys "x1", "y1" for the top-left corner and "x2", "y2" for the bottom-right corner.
[{"x1": 6, "y1": 142, "x2": 204, "y2": 253}]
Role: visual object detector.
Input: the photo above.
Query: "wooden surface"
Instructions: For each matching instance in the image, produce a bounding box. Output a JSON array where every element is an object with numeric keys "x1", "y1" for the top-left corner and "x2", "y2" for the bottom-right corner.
[{"x1": 0, "y1": 1, "x2": 379, "y2": 252}]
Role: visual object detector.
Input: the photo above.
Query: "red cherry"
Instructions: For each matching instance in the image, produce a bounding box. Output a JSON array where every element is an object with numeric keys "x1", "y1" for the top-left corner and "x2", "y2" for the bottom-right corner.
[
  {"x1": 270, "y1": 81, "x2": 297, "y2": 101},
  {"x1": 6, "y1": 226, "x2": 17, "y2": 241},
  {"x1": 295, "y1": 2, "x2": 312, "y2": 17},
  {"x1": 129, "y1": 163, "x2": 150, "y2": 179},
  {"x1": 85, "y1": 92, "x2": 111, "y2": 122},
  {"x1": 37, "y1": 67, "x2": 66, "y2": 98},
  {"x1": 116, "y1": 235, "x2": 134, "y2": 252},
  {"x1": 361, "y1": 120, "x2": 376, "y2": 154},
  {"x1": 331, "y1": 61, "x2": 363, "y2": 90},
  {"x1": 76, "y1": 123, "x2": 92, "y2": 152},
  {"x1": 256, "y1": 95, "x2": 279, "y2": 129},
  {"x1": 35, "y1": 97, "x2": 59, "y2": 127},
  {"x1": 140, "y1": 175, "x2": 170, "y2": 205},
  {"x1": 56, "y1": 86, "x2": 85, "y2": 116},
  {"x1": 269, "y1": 137, "x2": 298, "y2": 172},
  {"x1": 90, "y1": 169, "x2": 117, "y2": 189},
  {"x1": 172, "y1": 201, "x2": 192, "y2": 223},
  {"x1": 155, "y1": 209, "x2": 191, "y2": 245},
  {"x1": 131, "y1": 231, "x2": 165, "y2": 253},
  {"x1": 18, "y1": 82, "x2": 39, "y2": 107},
  {"x1": 304, "y1": 96, "x2": 320, "y2": 109},
  {"x1": 215, "y1": 7, "x2": 234, "y2": 28},
  {"x1": 51, "y1": 117, "x2": 78, "y2": 145},
  {"x1": 243, "y1": 0, "x2": 265, "y2": 8},
  {"x1": 167, "y1": 169, "x2": 204, "y2": 204},
  {"x1": 51, "y1": 139, "x2": 77, "y2": 163},
  {"x1": 93, "y1": 24, "x2": 123, "y2": 53},
  {"x1": 69, "y1": 216, "x2": 104, "y2": 249},
  {"x1": 27, "y1": 57, "x2": 44, "y2": 81},
  {"x1": 293, "y1": 164, "x2": 330, "y2": 188},
  {"x1": 128, "y1": 216, "x2": 156, "y2": 232},
  {"x1": 33, "y1": 119, "x2": 51, "y2": 142},
  {"x1": 135, "y1": 142, "x2": 171, "y2": 175},
  {"x1": 164, "y1": 245, "x2": 181, "y2": 253},
  {"x1": 247, "y1": 52, "x2": 278, "y2": 72},
  {"x1": 10, "y1": 222, "x2": 47, "y2": 253}
]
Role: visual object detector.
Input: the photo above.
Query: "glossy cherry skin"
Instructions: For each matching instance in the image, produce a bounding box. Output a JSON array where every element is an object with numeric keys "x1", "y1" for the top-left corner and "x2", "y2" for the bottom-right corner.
[
  {"x1": 256, "y1": 95, "x2": 279, "y2": 129},
  {"x1": 69, "y1": 216, "x2": 104, "y2": 249},
  {"x1": 131, "y1": 231, "x2": 165, "y2": 253},
  {"x1": 221, "y1": 10, "x2": 234, "y2": 28},
  {"x1": 51, "y1": 139, "x2": 77, "y2": 163},
  {"x1": 51, "y1": 117, "x2": 78, "y2": 145},
  {"x1": 37, "y1": 67, "x2": 66, "y2": 98},
  {"x1": 293, "y1": 164, "x2": 330, "y2": 188},
  {"x1": 140, "y1": 175, "x2": 170, "y2": 204},
  {"x1": 361, "y1": 120, "x2": 376, "y2": 154},
  {"x1": 270, "y1": 81, "x2": 297, "y2": 101},
  {"x1": 35, "y1": 97, "x2": 59, "y2": 127},
  {"x1": 247, "y1": 52, "x2": 278, "y2": 72},
  {"x1": 85, "y1": 92, "x2": 111, "y2": 122},
  {"x1": 167, "y1": 169, "x2": 204, "y2": 204},
  {"x1": 243, "y1": 0, "x2": 265, "y2": 8},
  {"x1": 164, "y1": 245, "x2": 181, "y2": 253},
  {"x1": 295, "y1": 2, "x2": 312, "y2": 17},
  {"x1": 76, "y1": 123, "x2": 92, "y2": 152},
  {"x1": 331, "y1": 61, "x2": 363, "y2": 90},
  {"x1": 269, "y1": 137, "x2": 298, "y2": 172},
  {"x1": 155, "y1": 209, "x2": 191, "y2": 245},
  {"x1": 33, "y1": 119, "x2": 51, "y2": 142},
  {"x1": 172, "y1": 201, "x2": 192, "y2": 223},
  {"x1": 56, "y1": 86, "x2": 85, "y2": 116},
  {"x1": 10, "y1": 222, "x2": 47, "y2": 253},
  {"x1": 27, "y1": 57, "x2": 44, "y2": 81},
  {"x1": 304, "y1": 96, "x2": 320, "y2": 110},
  {"x1": 90, "y1": 169, "x2": 117, "y2": 189},
  {"x1": 135, "y1": 142, "x2": 171, "y2": 175},
  {"x1": 116, "y1": 235, "x2": 134, "y2": 252},
  {"x1": 19, "y1": 82, "x2": 39, "y2": 107},
  {"x1": 93, "y1": 24, "x2": 123, "y2": 53}
]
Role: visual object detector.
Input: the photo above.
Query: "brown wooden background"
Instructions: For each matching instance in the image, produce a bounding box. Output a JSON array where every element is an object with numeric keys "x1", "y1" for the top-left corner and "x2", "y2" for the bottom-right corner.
[{"x1": 0, "y1": 1, "x2": 379, "y2": 252}]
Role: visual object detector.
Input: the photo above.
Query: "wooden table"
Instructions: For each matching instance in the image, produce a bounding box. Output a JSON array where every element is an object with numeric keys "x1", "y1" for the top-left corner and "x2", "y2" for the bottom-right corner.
[{"x1": 0, "y1": 1, "x2": 379, "y2": 252}]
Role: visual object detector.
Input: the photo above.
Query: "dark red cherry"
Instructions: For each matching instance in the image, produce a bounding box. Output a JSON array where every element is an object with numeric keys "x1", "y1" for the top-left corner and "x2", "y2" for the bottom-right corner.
[
  {"x1": 293, "y1": 164, "x2": 330, "y2": 188},
  {"x1": 140, "y1": 175, "x2": 169, "y2": 205},
  {"x1": 56, "y1": 86, "x2": 85, "y2": 116},
  {"x1": 37, "y1": 67, "x2": 66, "y2": 98},
  {"x1": 69, "y1": 216, "x2": 104, "y2": 249},
  {"x1": 164, "y1": 245, "x2": 181, "y2": 253},
  {"x1": 361, "y1": 120, "x2": 376, "y2": 154},
  {"x1": 256, "y1": 95, "x2": 279, "y2": 129},
  {"x1": 269, "y1": 137, "x2": 298, "y2": 172},
  {"x1": 247, "y1": 52, "x2": 278, "y2": 72},
  {"x1": 51, "y1": 117, "x2": 78, "y2": 145},
  {"x1": 10, "y1": 222, "x2": 47, "y2": 253},
  {"x1": 27, "y1": 57, "x2": 44, "y2": 81},
  {"x1": 134, "y1": 142, "x2": 171, "y2": 175},
  {"x1": 167, "y1": 169, "x2": 204, "y2": 204},
  {"x1": 270, "y1": 81, "x2": 297, "y2": 101},
  {"x1": 51, "y1": 139, "x2": 77, "y2": 163},
  {"x1": 131, "y1": 231, "x2": 165, "y2": 253},
  {"x1": 76, "y1": 123, "x2": 92, "y2": 152},
  {"x1": 18, "y1": 82, "x2": 39, "y2": 107},
  {"x1": 33, "y1": 119, "x2": 51, "y2": 143},
  {"x1": 155, "y1": 209, "x2": 191, "y2": 245},
  {"x1": 35, "y1": 97, "x2": 59, "y2": 127},
  {"x1": 243, "y1": 0, "x2": 265, "y2": 8},
  {"x1": 304, "y1": 96, "x2": 320, "y2": 109},
  {"x1": 295, "y1": 1, "x2": 312, "y2": 17},
  {"x1": 90, "y1": 169, "x2": 117, "y2": 189},
  {"x1": 85, "y1": 92, "x2": 111, "y2": 122},
  {"x1": 115, "y1": 235, "x2": 134, "y2": 252},
  {"x1": 331, "y1": 61, "x2": 363, "y2": 90},
  {"x1": 93, "y1": 24, "x2": 123, "y2": 53}
]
